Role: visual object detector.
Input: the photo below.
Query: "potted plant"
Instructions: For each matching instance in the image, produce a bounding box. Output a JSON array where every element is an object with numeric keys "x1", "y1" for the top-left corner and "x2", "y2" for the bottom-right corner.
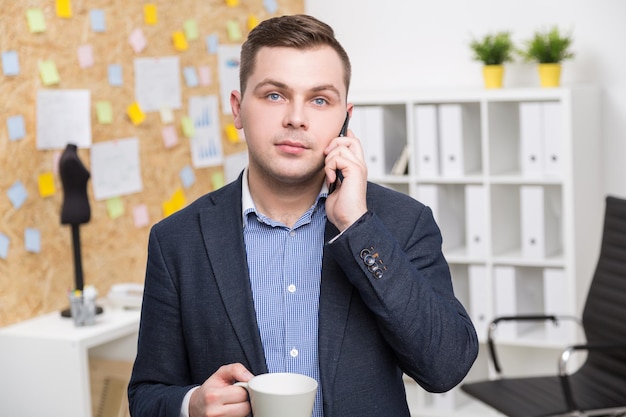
[
  {"x1": 519, "y1": 26, "x2": 574, "y2": 87},
  {"x1": 469, "y1": 31, "x2": 514, "y2": 89}
]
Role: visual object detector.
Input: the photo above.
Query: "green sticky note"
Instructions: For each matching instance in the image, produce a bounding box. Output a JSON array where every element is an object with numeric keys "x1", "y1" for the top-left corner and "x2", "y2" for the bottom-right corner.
[
  {"x1": 184, "y1": 19, "x2": 199, "y2": 41},
  {"x1": 96, "y1": 101, "x2": 113, "y2": 124},
  {"x1": 26, "y1": 8, "x2": 46, "y2": 33},
  {"x1": 39, "y1": 60, "x2": 60, "y2": 85},
  {"x1": 181, "y1": 116, "x2": 195, "y2": 138},
  {"x1": 211, "y1": 171, "x2": 225, "y2": 190},
  {"x1": 106, "y1": 197, "x2": 124, "y2": 219},
  {"x1": 226, "y1": 20, "x2": 242, "y2": 42}
]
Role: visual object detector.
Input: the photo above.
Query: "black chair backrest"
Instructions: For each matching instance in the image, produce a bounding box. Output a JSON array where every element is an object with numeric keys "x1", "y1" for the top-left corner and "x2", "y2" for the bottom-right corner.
[{"x1": 581, "y1": 196, "x2": 626, "y2": 377}]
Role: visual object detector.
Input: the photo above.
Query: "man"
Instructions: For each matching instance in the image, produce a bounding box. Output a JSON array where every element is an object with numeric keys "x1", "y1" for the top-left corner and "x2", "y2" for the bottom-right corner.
[{"x1": 128, "y1": 14, "x2": 478, "y2": 417}]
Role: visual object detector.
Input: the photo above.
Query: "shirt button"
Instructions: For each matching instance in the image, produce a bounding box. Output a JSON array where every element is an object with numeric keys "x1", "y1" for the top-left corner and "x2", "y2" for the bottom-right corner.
[
  {"x1": 289, "y1": 230, "x2": 296, "y2": 237},
  {"x1": 288, "y1": 284, "x2": 296, "y2": 293},
  {"x1": 290, "y1": 348, "x2": 299, "y2": 357}
]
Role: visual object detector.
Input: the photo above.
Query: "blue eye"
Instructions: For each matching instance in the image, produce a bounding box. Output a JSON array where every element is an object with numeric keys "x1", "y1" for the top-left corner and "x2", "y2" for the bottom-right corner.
[
  {"x1": 268, "y1": 93, "x2": 281, "y2": 101},
  {"x1": 314, "y1": 98, "x2": 328, "y2": 106}
]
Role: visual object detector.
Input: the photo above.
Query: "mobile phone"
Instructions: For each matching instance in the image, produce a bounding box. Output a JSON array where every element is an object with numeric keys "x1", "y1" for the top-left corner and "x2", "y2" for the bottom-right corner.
[{"x1": 328, "y1": 112, "x2": 350, "y2": 194}]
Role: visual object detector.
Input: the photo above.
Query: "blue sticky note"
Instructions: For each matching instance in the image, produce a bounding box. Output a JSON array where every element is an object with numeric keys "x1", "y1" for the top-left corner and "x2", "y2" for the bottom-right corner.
[
  {"x1": 183, "y1": 66, "x2": 198, "y2": 87},
  {"x1": 0, "y1": 233, "x2": 9, "y2": 260},
  {"x1": 263, "y1": 0, "x2": 278, "y2": 14},
  {"x1": 24, "y1": 228, "x2": 41, "y2": 253},
  {"x1": 205, "y1": 34, "x2": 219, "y2": 54},
  {"x1": 108, "y1": 64, "x2": 122, "y2": 86},
  {"x1": 179, "y1": 165, "x2": 196, "y2": 189},
  {"x1": 7, "y1": 115, "x2": 26, "y2": 141},
  {"x1": 90, "y1": 9, "x2": 106, "y2": 32},
  {"x1": 7, "y1": 181, "x2": 27, "y2": 209},
  {"x1": 2, "y1": 50, "x2": 20, "y2": 76}
]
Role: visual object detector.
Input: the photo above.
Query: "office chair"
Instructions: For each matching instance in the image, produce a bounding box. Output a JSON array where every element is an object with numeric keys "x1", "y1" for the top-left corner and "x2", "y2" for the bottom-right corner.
[{"x1": 461, "y1": 195, "x2": 626, "y2": 417}]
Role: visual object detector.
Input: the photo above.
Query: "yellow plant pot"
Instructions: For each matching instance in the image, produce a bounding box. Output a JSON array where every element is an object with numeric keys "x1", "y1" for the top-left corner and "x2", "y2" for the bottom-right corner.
[
  {"x1": 538, "y1": 63, "x2": 562, "y2": 88},
  {"x1": 482, "y1": 65, "x2": 504, "y2": 89}
]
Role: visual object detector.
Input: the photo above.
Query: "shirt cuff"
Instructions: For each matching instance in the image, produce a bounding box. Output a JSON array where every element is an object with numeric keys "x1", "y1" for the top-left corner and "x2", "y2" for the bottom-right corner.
[
  {"x1": 327, "y1": 211, "x2": 372, "y2": 244},
  {"x1": 180, "y1": 386, "x2": 200, "y2": 417}
]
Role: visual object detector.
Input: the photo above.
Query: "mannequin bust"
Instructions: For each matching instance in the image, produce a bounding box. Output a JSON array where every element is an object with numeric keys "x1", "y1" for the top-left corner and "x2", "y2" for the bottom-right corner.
[{"x1": 60, "y1": 143, "x2": 91, "y2": 225}]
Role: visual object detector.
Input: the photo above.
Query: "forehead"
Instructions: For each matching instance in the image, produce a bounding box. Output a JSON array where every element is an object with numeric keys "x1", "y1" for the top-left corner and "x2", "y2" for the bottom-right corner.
[{"x1": 249, "y1": 46, "x2": 346, "y2": 94}]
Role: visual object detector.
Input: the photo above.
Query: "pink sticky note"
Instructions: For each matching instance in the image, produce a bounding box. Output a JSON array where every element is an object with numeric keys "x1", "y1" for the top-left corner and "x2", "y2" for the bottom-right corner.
[
  {"x1": 77, "y1": 44, "x2": 93, "y2": 68},
  {"x1": 198, "y1": 65, "x2": 212, "y2": 86},
  {"x1": 133, "y1": 204, "x2": 150, "y2": 228},
  {"x1": 129, "y1": 28, "x2": 147, "y2": 53},
  {"x1": 162, "y1": 125, "x2": 178, "y2": 148}
]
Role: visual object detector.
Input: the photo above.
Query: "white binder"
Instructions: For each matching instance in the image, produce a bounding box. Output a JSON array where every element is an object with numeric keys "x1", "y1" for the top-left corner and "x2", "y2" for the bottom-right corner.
[
  {"x1": 416, "y1": 184, "x2": 464, "y2": 252},
  {"x1": 543, "y1": 268, "x2": 575, "y2": 340},
  {"x1": 438, "y1": 104, "x2": 481, "y2": 177},
  {"x1": 352, "y1": 106, "x2": 385, "y2": 178},
  {"x1": 469, "y1": 264, "x2": 491, "y2": 342},
  {"x1": 542, "y1": 102, "x2": 563, "y2": 177},
  {"x1": 413, "y1": 104, "x2": 440, "y2": 177},
  {"x1": 465, "y1": 184, "x2": 487, "y2": 257},
  {"x1": 519, "y1": 102, "x2": 544, "y2": 177},
  {"x1": 520, "y1": 186, "x2": 561, "y2": 258},
  {"x1": 493, "y1": 266, "x2": 517, "y2": 339}
]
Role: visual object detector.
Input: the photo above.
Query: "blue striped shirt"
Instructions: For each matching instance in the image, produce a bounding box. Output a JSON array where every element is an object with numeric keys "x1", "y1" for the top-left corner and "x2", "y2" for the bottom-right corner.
[{"x1": 242, "y1": 171, "x2": 326, "y2": 417}]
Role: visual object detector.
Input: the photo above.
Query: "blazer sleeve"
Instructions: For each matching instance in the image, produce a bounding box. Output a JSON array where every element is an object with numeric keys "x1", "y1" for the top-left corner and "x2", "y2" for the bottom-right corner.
[{"x1": 326, "y1": 200, "x2": 479, "y2": 393}]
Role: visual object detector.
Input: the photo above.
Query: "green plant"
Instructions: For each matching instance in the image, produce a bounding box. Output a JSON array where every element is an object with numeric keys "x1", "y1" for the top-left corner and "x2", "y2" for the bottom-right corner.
[
  {"x1": 469, "y1": 32, "x2": 514, "y2": 65},
  {"x1": 519, "y1": 26, "x2": 574, "y2": 63}
]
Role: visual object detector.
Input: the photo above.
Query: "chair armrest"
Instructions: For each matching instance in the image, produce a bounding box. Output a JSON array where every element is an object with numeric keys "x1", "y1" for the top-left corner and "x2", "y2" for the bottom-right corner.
[{"x1": 488, "y1": 315, "x2": 582, "y2": 375}]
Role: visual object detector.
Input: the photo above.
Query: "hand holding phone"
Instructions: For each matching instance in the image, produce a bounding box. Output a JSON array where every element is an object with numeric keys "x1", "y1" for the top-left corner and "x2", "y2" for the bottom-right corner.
[{"x1": 328, "y1": 112, "x2": 349, "y2": 194}]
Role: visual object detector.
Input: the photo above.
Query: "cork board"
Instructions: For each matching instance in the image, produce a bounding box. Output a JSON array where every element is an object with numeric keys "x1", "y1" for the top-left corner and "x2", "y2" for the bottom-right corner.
[{"x1": 0, "y1": 0, "x2": 304, "y2": 326}]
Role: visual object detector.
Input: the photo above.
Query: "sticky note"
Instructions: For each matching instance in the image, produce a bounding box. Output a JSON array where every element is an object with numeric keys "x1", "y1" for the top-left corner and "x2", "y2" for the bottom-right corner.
[
  {"x1": 198, "y1": 66, "x2": 211, "y2": 86},
  {"x1": 144, "y1": 4, "x2": 158, "y2": 25},
  {"x1": 160, "y1": 107, "x2": 174, "y2": 124},
  {"x1": 211, "y1": 171, "x2": 225, "y2": 189},
  {"x1": 184, "y1": 19, "x2": 199, "y2": 40},
  {"x1": 247, "y1": 15, "x2": 259, "y2": 31},
  {"x1": 225, "y1": 123, "x2": 240, "y2": 143},
  {"x1": 206, "y1": 34, "x2": 219, "y2": 54},
  {"x1": 179, "y1": 165, "x2": 195, "y2": 188},
  {"x1": 183, "y1": 66, "x2": 198, "y2": 87},
  {"x1": 90, "y1": 9, "x2": 106, "y2": 32},
  {"x1": 96, "y1": 101, "x2": 113, "y2": 124},
  {"x1": 226, "y1": 20, "x2": 242, "y2": 42},
  {"x1": 181, "y1": 116, "x2": 195, "y2": 138},
  {"x1": 38, "y1": 172, "x2": 56, "y2": 197},
  {"x1": 263, "y1": 0, "x2": 278, "y2": 14},
  {"x1": 25, "y1": 228, "x2": 41, "y2": 253},
  {"x1": 8, "y1": 181, "x2": 27, "y2": 209},
  {"x1": 56, "y1": 0, "x2": 72, "y2": 18},
  {"x1": 26, "y1": 9, "x2": 46, "y2": 33},
  {"x1": 226, "y1": 0, "x2": 239, "y2": 6},
  {"x1": 127, "y1": 102, "x2": 145, "y2": 125},
  {"x1": 132, "y1": 204, "x2": 150, "y2": 228},
  {"x1": 162, "y1": 188, "x2": 186, "y2": 217},
  {"x1": 0, "y1": 233, "x2": 9, "y2": 260},
  {"x1": 38, "y1": 60, "x2": 60, "y2": 85},
  {"x1": 2, "y1": 51, "x2": 20, "y2": 76},
  {"x1": 106, "y1": 197, "x2": 124, "y2": 219},
  {"x1": 7, "y1": 115, "x2": 26, "y2": 141},
  {"x1": 108, "y1": 64, "x2": 122, "y2": 86},
  {"x1": 77, "y1": 44, "x2": 94, "y2": 68},
  {"x1": 172, "y1": 31, "x2": 188, "y2": 51},
  {"x1": 129, "y1": 28, "x2": 147, "y2": 53},
  {"x1": 162, "y1": 125, "x2": 178, "y2": 148}
]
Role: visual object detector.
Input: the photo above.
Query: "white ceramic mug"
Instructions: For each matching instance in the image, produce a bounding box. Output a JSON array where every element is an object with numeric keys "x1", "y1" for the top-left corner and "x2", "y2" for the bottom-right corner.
[{"x1": 235, "y1": 372, "x2": 318, "y2": 417}]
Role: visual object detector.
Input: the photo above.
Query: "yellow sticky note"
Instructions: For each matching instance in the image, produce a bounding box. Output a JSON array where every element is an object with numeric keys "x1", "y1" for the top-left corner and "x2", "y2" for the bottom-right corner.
[
  {"x1": 106, "y1": 197, "x2": 124, "y2": 219},
  {"x1": 127, "y1": 102, "x2": 145, "y2": 125},
  {"x1": 247, "y1": 15, "x2": 259, "y2": 31},
  {"x1": 26, "y1": 9, "x2": 46, "y2": 33},
  {"x1": 181, "y1": 116, "x2": 195, "y2": 138},
  {"x1": 144, "y1": 4, "x2": 158, "y2": 25},
  {"x1": 39, "y1": 60, "x2": 60, "y2": 85},
  {"x1": 184, "y1": 19, "x2": 199, "y2": 41},
  {"x1": 38, "y1": 172, "x2": 56, "y2": 197},
  {"x1": 225, "y1": 123, "x2": 240, "y2": 143},
  {"x1": 56, "y1": 0, "x2": 72, "y2": 18},
  {"x1": 162, "y1": 188, "x2": 186, "y2": 217},
  {"x1": 96, "y1": 101, "x2": 113, "y2": 124},
  {"x1": 211, "y1": 171, "x2": 225, "y2": 190},
  {"x1": 226, "y1": 0, "x2": 239, "y2": 6},
  {"x1": 172, "y1": 31, "x2": 188, "y2": 51},
  {"x1": 226, "y1": 20, "x2": 242, "y2": 42}
]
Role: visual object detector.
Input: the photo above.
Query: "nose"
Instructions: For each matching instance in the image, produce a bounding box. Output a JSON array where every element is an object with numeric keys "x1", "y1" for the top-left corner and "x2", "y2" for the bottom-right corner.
[{"x1": 283, "y1": 102, "x2": 308, "y2": 130}]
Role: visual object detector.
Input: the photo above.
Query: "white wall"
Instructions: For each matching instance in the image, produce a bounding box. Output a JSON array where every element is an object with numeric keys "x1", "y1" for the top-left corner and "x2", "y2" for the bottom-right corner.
[{"x1": 305, "y1": 0, "x2": 626, "y2": 198}]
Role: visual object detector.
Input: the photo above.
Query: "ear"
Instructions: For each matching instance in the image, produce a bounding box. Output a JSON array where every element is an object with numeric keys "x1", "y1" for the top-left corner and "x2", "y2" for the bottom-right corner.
[
  {"x1": 347, "y1": 102, "x2": 354, "y2": 119},
  {"x1": 230, "y1": 91, "x2": 244, "y2": 129}
]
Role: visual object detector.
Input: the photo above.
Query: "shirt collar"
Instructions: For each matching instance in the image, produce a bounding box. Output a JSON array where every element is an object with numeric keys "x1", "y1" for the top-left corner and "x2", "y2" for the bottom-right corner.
[{"x1": 241, "y1": 167, "x2": 329, "y2": 226}]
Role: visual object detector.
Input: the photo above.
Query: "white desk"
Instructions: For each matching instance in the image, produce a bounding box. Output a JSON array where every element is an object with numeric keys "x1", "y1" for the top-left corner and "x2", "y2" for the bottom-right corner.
[{"x1": 0, "y1": 305, "x2": 140, "y2": 417}]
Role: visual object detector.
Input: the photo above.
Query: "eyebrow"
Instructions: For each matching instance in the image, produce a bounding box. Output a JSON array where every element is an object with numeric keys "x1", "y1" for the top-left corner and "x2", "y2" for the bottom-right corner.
[{"x1": 253, "y1": 78, "x2": 341, "y2": 99}]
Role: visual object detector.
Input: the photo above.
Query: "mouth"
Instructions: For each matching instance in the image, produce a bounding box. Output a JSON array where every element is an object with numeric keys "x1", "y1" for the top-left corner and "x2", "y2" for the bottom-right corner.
[{"x1": 276, "y1": 140, "x2": 308, "y2": 155}]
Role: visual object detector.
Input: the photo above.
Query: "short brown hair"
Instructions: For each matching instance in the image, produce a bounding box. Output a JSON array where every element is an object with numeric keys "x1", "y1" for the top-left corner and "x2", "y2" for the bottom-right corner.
[{"x1": 239, "y1": 14, "x2": 351, "y2": 96}]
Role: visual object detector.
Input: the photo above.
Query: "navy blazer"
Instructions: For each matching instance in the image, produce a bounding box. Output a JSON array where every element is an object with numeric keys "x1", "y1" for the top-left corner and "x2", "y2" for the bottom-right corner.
[{"x1": 128, "y1": 175, "x2": 478, "y2": 417}]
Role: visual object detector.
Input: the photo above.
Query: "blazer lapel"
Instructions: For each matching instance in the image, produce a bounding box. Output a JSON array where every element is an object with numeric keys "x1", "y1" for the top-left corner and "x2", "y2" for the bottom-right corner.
[{"x1": 198, "y1": 179, "x2": 268, "y2": 375}]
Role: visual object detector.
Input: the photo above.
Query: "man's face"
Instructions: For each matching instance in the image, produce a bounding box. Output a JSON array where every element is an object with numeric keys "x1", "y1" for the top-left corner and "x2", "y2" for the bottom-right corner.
[{"x1": 232, "y1": 45, "x2": 350, "y2": 186}]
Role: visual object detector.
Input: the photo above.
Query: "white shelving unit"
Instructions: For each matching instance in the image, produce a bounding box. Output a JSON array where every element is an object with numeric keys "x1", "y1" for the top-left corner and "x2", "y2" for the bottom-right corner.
[{"x1": 349, "y1": 86, "x2": 603, "y2": 417}]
